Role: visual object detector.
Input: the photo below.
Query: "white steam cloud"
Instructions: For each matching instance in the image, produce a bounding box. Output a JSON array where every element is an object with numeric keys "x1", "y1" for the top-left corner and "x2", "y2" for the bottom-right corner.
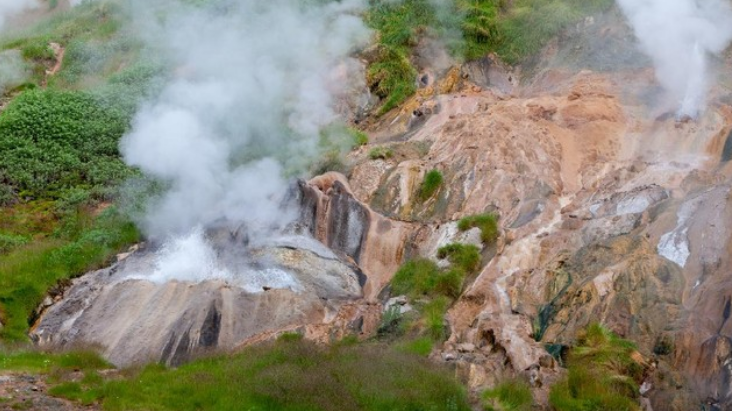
[
  {"x1": 0, "y1": 0, "x2": 39, "y2": 31},
  {"x1": 0, "y1": 50, "x2": 28, "y2": 94},
  {"x1": 122, "y1": 0, "x2": 369, "y2": 239},
  {"x1": 616, "y1": 0, "x2": 732, "y2": 118}
]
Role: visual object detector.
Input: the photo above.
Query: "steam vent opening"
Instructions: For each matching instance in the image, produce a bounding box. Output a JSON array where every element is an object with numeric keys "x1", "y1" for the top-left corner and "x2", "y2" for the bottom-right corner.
[{"x1": 6, "y1": 0, "x2": 732, "y2": 410}]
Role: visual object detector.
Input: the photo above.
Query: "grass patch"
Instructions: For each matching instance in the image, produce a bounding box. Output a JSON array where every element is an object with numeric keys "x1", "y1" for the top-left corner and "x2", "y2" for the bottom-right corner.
[
  {"x1": 365, "y1": 0, "x2": 435, "y2": 114},
  {"x1": 482, "y1": 379, "x2": 533, "y2": 411},
  {"x1": 96, "y1": 339, "x2": 469, "y2": 411},
  {"x1": 369, "y1": 146, "x2": 394, "y2": 160},
  {"x1": 0, "y1": 206, "x2": 139, "y2": 341},
  {"x1": 437, "y1": 243, "x2": 481, "y2": 273},
  {"x1": 548, "y1": 324, "x2": 644, "y2": 411},
  {"x1": 418, "y1": 169, "x2": 443, "y2": 201},
  {"x1": 458, "y1": 213, "x2": 499, "y2": 244}
]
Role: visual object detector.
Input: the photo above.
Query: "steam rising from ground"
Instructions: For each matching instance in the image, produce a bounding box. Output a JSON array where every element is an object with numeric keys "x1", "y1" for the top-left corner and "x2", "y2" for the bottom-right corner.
[
  {"x1": 0, "y1": 0, "x2": 39, "y2": 31},
  {"x1": 0, "y1": 50, "x2": 28, "y2": 94},
  {"x1": 616, "y1": 0, "x2": 732, "y2": 118},
  {"x1": 122, "y1": 0, "x2": 369, "y2": 240}
]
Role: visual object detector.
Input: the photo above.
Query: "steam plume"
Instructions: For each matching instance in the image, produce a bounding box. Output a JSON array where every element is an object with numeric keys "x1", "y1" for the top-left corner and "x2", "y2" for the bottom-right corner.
[
  {"x1": 616, "y1": 0, "x2": 732, "y2": 118},
  {"x1": 0, "y1": 0, "x2": 39, "y2": 31},
  {"x1": 121, "y1": 0, "x2": 369, "y2": 240},
  {"x1": 0, "y1": 50, "x2": 28, "y2": 94}
]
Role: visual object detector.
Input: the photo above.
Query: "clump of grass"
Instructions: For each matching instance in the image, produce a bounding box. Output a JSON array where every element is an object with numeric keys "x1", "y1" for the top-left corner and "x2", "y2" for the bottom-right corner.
[
  {"x1": 391, "y1": 258, "x2": 443, "y2": 298},
  {"x1": 349, "y1": 128, "x2": 369, "y2": 147},
  {"x1": 458, "y1": 213, "x2": 499, "y2": 244},
  {"x1": 549, "y1": 324, "x2": 644, "y2": 411},
  {"x1": 423, "y1": 296, "x2": 450, "y2": 341},
  {"x1": 369, "y1": 146, "x2": 394, "y2": 160},
  {"x1": 437, "y1": 243, "x2": 481, "y2": 273},
  {"x1": 418, "y1": 169, "x2": 443, "y2": 201},
  {"x1": 483, "y1": 379, "x2": 533, "y2": 411}
]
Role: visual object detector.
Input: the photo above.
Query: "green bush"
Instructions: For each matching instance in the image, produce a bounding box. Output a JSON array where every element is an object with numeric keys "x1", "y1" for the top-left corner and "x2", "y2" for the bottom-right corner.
[
  {"x1": 458, "y1": 213, "x2": 499, "y2": 244},
  {"x1": 0, "y1": 89, "x2": 133, "y2": 199},
  {"x1": 483, "y1": 379, "x2": 533, "y2": 411},
  {"x1": 548, "y1": 324, "x2": 644, "y2": 411},
  {"x1": 391, "y1": 258, "x2": 442, "y2": 298},
  {"x1": 437, "y1": 243, "x2": 481, "y2": 273},
  {"x1": 418, "y1": 169, "x2": 443, "y2": 201}
]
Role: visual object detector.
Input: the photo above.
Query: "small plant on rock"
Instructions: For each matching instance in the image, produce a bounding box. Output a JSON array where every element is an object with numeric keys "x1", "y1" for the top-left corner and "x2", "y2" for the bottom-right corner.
[
  {"x1": 418, "y1": 169, "x2": 443, "y2": 201},
  {"x1": 458, "y1": 213, "x2": 499, "y2": 244},
  {"x1": 369, "y1": 146, "x2": 394, "y2": 160}
]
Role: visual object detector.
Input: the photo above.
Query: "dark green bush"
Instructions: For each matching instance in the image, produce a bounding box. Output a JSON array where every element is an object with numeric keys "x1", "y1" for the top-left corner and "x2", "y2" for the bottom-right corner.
[{"x1": 0, "y1": 89, "x2": 133, "y2": 199}]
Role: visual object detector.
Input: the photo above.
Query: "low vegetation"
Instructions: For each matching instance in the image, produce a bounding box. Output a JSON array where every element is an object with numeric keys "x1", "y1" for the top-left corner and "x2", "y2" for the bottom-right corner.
[
  {"x1": 17, "y1": 338, "x2": 470, "y2": 411},
  {"x1": 482, "y1": 379, "x2": 533, "y2": 411},
  {"x1": 548, "y1": 324, "x2": 645, "y2": 411},
  {"x1": 365, "y1": 0, "x2": 614, "y2": 113},
  {"x1": 369, "y1": 146, "x2": 394, "y2": 160},
  {"x1": 418, "y1": 169, "x2": 443, "y2": 201},
  {"x1": 437, "y1": 243, "x2": 481, "y2": 273},
  {"x1": 386, "y1": 240, "x2": 483, "y2": 343},
  {"x1": 0, "y1": 206, "x2": 139, "y2": 341},
  {"x1": 458, "y1": 212, "x2": 499, "y2": 244}
]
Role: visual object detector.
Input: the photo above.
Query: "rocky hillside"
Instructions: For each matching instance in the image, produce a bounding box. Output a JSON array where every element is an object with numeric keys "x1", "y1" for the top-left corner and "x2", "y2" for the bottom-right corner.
[{"x1": 3, "y1": 1, "x2": 732, "y2": 411}]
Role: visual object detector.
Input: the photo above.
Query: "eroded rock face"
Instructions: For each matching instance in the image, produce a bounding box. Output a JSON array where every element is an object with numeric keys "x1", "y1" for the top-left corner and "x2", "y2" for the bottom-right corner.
[{"x1": 32, "y1": 234, "x2": 363, "y2": 367}]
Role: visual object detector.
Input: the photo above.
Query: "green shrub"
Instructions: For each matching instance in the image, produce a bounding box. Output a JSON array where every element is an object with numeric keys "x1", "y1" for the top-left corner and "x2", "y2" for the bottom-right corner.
[
  {"x1": 458, "y1": 213, "x2": 499, "y2": 244},
  {"x1": 483, "y1": 379, "x2": 533, "y2": 411},
  {"x1": 434, "y1": 267, "x2": 466, "y2": 299},
  {"x1": 548, "y1": 324, "x2": 644, "y2": 411},
  {"x1": 0, "y1": 89, "x2": 133, "y2": 199},
  {"x1": 391, "y1": 258, "x2": 442, "y2": 298},
  {"x1": 437, "y1": 243, "x2": 481, "y2": 273},
  {"x1": 418, "y1": 169, "x2": 443, "y2": 201},
  {"x1": 369, "y1": 146, "x2": 394, "y2": 160}
]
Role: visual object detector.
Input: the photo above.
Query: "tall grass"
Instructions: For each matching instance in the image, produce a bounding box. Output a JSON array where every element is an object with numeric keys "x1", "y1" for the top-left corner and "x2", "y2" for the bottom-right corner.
[
  {"x1": 549, "y1": 324, "x2": 644, "y2": 411},
  {"x1": 95, "y1": 339, "x2": 471, "y2": 411}
]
